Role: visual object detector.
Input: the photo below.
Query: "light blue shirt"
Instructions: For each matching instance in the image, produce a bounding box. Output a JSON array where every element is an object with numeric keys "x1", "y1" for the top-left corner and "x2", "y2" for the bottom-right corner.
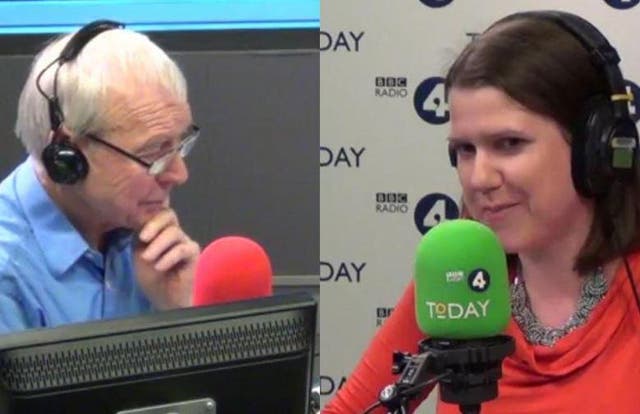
[{"x1": 0, "y1": 157, "x2": 151, "y2": 334}]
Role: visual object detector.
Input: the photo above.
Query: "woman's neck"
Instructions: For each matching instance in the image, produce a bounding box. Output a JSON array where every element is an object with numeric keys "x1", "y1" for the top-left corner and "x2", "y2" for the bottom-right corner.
[{"x1": 518, "y1": 253, "x2": 583, "y2": 328}]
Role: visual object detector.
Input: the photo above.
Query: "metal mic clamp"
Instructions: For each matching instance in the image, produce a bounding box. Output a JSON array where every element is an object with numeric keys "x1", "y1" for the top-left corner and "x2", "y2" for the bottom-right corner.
[
  {"x1": 372, "y1": 336, "x2": 513, "y2": 414},
  {"x1": 418, "y1": 335, "x2": 515, "y2": 414},
  {"x1": 376, "y1": 352, "x2": 441, "y2": 414}
]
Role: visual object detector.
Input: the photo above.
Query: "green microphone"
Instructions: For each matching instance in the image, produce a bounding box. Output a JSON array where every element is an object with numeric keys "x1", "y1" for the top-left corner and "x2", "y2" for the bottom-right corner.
[{"x1": 414, "y1": 219, "x2": 510, "y2": 339}]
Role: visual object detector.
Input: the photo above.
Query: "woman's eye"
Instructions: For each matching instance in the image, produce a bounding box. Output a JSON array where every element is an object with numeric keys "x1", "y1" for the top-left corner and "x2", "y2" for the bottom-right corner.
[
  {"x1": 455, "y1": 143, "x2": 475, "y2": 155},
  {"x1": 498, "y1": 137, "x2": 525, "y2": 150}
]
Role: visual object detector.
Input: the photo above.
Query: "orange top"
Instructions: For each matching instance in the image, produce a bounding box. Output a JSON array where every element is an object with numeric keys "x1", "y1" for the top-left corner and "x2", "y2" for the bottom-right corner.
[{"x1": 323, "y1": 253, "x2": 640, "y2": 414}]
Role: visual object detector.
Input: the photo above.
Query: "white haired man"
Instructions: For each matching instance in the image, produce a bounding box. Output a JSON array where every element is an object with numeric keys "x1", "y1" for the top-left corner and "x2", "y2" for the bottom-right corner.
[{"x1": 0, "y1": 20, "x2": 200, "y2": 333}]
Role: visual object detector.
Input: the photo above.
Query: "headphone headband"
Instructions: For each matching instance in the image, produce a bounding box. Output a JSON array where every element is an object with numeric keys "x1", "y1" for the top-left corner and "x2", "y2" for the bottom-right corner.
[
  {"x1": 59, "y1": 20, "x2": 124, "y2": 63},
  {"x1": 493, "y1": 11, "x2": 631, "y2": 119},
  {"x1": 38, "y1": 20, "x2": 125, "y2": 185}
]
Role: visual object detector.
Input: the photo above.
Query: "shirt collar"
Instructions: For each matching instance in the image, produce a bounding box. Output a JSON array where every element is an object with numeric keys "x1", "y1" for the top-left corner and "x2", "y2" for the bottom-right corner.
[{"x1": 16, "y1": 157, "x2": 91, "y2": 277}]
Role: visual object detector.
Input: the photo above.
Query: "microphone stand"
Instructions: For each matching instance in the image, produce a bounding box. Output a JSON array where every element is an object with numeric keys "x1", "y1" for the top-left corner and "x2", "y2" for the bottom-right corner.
[{"x1": 371, "y1": 335, "x2": 514, "y2": 414}]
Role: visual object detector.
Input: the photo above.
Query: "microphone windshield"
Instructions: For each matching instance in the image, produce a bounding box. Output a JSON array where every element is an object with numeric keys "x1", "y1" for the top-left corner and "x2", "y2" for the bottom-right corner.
[
  {"x1": 414, "y1": 219, "x2": 510, "y2": 339},
  {"x1": 193, "y1": 236, "x2": 273, "y2": 306}
]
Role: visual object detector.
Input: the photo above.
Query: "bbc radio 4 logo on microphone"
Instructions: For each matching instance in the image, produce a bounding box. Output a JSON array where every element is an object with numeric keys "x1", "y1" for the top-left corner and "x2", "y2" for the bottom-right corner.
[
  {"x1": 425, "y1": 269, "x2": 491, "y2": 320},
  {"x1": 414, "y1": 77, "x2": 449, "y2": 124},
  {"x1": 375, "y1": 76, "x2": 408, "y2": 98},
  {"x1": 604, "y1": 0, "x2": 639, "y2": 9}
]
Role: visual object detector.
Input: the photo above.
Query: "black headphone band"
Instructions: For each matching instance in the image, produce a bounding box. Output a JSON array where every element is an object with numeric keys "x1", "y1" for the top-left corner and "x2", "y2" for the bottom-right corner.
[
  {"x1": 47, "y1": 20, "x2": 125, "y2": 129},
  {"x1": 59, "y1": 20, "x2": 125, "y2": 63},
  {"x1": 491, "y1": 11, "x2": 631, "y2": 119}
]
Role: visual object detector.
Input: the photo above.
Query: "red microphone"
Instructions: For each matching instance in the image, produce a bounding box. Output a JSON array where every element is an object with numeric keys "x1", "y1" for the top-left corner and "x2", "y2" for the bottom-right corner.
[{"x1": 193, "y1": 236, "x2": 273, "y2": 306}]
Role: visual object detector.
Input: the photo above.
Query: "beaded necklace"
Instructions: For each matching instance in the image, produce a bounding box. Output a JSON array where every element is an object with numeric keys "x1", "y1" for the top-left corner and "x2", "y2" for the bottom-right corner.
[{"x1": 511, "y1": 267, "x2": 608, "y2": 346}]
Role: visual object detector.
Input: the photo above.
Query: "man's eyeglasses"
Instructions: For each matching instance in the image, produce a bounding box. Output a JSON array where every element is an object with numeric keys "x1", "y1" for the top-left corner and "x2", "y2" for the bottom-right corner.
[{"x1": 85, "y1": 125, "x2": 200, "y2": 176}]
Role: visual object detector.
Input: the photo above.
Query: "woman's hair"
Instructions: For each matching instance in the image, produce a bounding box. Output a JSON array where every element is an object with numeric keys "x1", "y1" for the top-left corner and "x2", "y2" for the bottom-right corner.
[
  {"x1": 445, "y1": 15, "x2": 640, "y2": 273},
  {"x1": 15, "y1": 28, "x2": 188, "y2": 157}
]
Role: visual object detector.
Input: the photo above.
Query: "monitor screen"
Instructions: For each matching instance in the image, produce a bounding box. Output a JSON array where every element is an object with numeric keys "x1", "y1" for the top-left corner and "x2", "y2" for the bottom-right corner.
[{"x1": 0, "y1": 292, "x2": 317, "y2": 414}]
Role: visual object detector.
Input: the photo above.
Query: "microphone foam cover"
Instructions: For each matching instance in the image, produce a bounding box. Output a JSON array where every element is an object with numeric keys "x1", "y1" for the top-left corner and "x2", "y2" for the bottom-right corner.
[{"x1": 193, "y1": 236, "x2": 273, "y2": 306}]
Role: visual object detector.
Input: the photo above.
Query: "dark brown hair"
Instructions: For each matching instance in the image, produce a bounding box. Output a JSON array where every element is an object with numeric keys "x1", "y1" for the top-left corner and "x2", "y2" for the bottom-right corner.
[{"x1": 445, "y1": 16, "x2": 640, "y2": 273}]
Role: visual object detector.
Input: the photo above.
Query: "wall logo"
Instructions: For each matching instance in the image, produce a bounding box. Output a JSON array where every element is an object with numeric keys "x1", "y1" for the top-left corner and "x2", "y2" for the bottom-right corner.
[
  {"x1": 320, "y1": 261, "x2": 367, "y2": 283},
  {"x1": 419, "y1": 0, "x2": 454, "y2": 8},
  {"x1": 320, "y1": 146, "x2": 366, "y2": 168},
  {"x1": 424, "y1": 299, "x2": 490, "y2": 319},
  {"x1": 414, "y1": 77, "x2": 449, "y2": 124},
  {"x1": 414, "y1": 193, "x2": 459, "y2": 234},
  {"x1": 604, "y1": 0, "x2": 639, "y2": 9},
  {"x1": 320, "y1": 30, "x2": 365, "y2": 52},
  {"x1": 375, "y1": 76, "x2": 408, "y2": 98},
  {"x1": 625, "y1": 79, "x2": 640, "y2": 123},
  {"x1": 320, "y1": 375, "x2": 347, "y2": 396},
  {"x1": 376, "y1": 192, "x2": 409, "y2": 214},
  {"x1": 376, "y1": 307, "x2": 394, "y2": 326}
]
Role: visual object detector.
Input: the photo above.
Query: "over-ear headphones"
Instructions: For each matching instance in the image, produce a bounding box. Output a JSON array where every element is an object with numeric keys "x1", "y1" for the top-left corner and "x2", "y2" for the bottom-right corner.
[
  {"x1": 448, "y1": 10, "x2": 639, "y2": 200},
  {"x1": 36, "y1": 20, "x2": 125, "y2": 184}
]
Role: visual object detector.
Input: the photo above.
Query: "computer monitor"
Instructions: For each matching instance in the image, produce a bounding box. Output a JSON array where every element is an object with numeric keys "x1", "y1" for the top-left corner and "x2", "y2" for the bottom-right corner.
[{"x1": 0, "y1": 292, "x2": 316, "y2": 414}]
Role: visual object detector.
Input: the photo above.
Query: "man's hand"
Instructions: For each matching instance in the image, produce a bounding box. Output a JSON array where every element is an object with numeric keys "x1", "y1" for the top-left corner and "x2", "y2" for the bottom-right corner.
[{"x1": 133, "y1": 209, "x2": 200, "y2": 310}]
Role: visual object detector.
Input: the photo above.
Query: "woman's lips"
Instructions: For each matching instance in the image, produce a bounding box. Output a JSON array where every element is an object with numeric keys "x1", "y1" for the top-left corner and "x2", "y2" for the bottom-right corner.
[{"x1": 480, "y1": 203, "x2": 518, "y2": 223}]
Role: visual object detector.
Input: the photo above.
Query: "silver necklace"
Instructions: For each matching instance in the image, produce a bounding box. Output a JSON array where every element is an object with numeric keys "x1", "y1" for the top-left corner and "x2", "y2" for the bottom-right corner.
[{"x1": 511, "y1": 267, "x2": 608, "y2": 347}]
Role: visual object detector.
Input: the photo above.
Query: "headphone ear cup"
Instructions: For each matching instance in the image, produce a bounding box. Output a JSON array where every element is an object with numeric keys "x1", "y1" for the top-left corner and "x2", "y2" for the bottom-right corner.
[
  {"x1": 41, "y1": 139, "x2": 89, "y2": 185},
  {"x1": 571, "y1": 95, "x2": 614, "y2": 198}
]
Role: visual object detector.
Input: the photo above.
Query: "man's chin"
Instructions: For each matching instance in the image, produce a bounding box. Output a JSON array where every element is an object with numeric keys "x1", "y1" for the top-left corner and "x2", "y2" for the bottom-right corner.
[{"x1": 128, "y1": 212, "x2": 156, "y2": 233}]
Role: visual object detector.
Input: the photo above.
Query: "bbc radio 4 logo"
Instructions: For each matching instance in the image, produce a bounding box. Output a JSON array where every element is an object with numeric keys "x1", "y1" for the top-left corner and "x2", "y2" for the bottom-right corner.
[
  {"x1": 414, "y1": 77, "x2": 449, "y2": 124},
  {"x1": 376, "y1": 307, "x2": 394, "y2": 326},
  {"x1": 414, "y1": 193, "x2": 459, "y2": 234},
  {"x1": 419, "y1": 0, "x2": 454, "y2": 7},
  {"x1": 375, "y1": 76, "x2": 408, "y2": 98},
  {"x1": 605, "y1": 0, "x2": 639, "y2": 9},
  {"x1": 376, "y1": 192, "x2": 409, "y2": 213}
]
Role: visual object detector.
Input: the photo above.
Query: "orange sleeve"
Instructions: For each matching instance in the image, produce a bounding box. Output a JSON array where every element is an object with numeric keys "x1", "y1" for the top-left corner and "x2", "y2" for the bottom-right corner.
[{"x1": 323, "y1": 280, "x2": 436, "y2": 413}]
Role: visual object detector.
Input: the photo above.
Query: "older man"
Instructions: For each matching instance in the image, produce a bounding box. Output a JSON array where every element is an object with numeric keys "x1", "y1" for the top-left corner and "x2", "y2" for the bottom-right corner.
[{"x1": 0, "y1": 20, "x2": 200, "y2": 333}]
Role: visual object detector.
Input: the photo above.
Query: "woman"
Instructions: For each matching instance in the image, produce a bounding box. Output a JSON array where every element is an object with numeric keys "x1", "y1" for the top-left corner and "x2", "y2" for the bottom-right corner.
[{"x1": 323, "y1": 10, "x2": 640, "y2": 414}]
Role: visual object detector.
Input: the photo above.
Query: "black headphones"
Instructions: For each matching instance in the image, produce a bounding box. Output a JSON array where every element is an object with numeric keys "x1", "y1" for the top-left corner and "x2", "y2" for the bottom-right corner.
[
  {"x1": 448, "y1": 10, "x2": 639, "y2": 200},
  {"x1": 36, "y1": 20, "x2": 125, "y2": 185}
]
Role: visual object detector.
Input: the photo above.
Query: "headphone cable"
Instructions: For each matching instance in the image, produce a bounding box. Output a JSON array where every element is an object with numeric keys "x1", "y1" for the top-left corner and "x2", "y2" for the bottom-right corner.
[
  {"x1": 608, "y1": 198, "x2": 640, "y2": 315},
  {"x1": 622, "y1": 256, "x2": 640, "y2": 315}
]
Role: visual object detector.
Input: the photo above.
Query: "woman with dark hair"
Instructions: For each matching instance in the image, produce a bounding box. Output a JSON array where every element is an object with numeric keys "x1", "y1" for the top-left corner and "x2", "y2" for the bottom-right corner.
[{"x1": 323, "y1": 11, "x2": 640, "y2": 414}]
